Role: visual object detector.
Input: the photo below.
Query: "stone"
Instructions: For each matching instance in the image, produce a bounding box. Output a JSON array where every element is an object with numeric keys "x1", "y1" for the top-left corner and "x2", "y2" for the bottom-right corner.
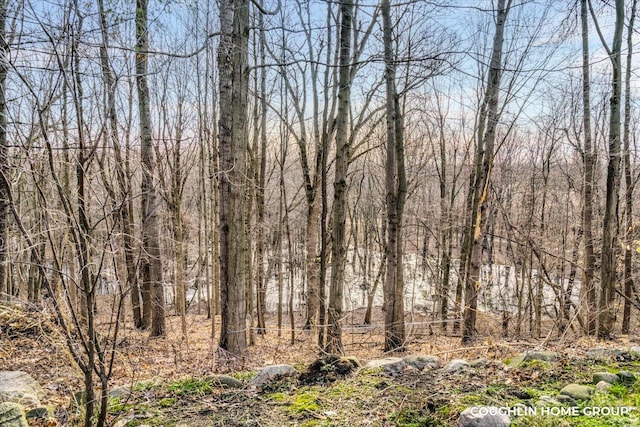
[
  {"x1": 524, "y1": 351, "x2": 558, "y2": 362},
  {"x1": 250, "y1": 364, "x2": 297, "y2": 388},
  {"x1": 469, "y1": 358, "x2": 488, "y2": 368},
  {"x1": 459, "y1": 406, "x2": 510, "y2": 427},
  {"x1": 556, "y1": 394, "x2": 578, "y2": 406},
  {"x1": 558, "y1": 384, "x2": 594, "y2": 401},
  {"x1": 108, "y1": 386, "x2": 132, "y2": 399},
  {"x1": 592, "y1": 372, "x2": 619, "y2": 385},
  {"x1": 587, "y1": 348, "x2": 623, "y2": 361},
  {"x1": 595, "y1": 381, "x2": 613, "y2": 392},
  {"x1": 365, "y1": 358, "x2": 406, "y2": 376},
  {"x1": 0, "y1": 371, "x2": 43, "y2": 407},
  {"x1": 535, "y1": 395, "x2": 561, "y2": 407},
  {"x1": 504, "y1": 355, "x2": 525, "y2": 368},
  {"x1": 402, "y1": 355, "x2": 440, "y2": 371},
  {"x1": 444, "y1": 359, "x2": 469, "y2": 373},
  {"x1": 630, "y1": 346, "x2": 640, "y2": 356},
  {"x1": 0, "y1": 402, "x2": 28, "y2": 427},
  {"x1": 25, "y1": 406, "x2": 53, "y2": 420},
  {"x1": 617, "y1": 371, "x2": 636, "y2": 384},
  {"x1": 207, "y1": 375, "x2": 244, "y2": 389}
]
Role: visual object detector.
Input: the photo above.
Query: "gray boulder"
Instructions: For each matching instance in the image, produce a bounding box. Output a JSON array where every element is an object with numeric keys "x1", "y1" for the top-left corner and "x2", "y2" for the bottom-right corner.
[
  {"x1": 365, "y1": 358, "x2": 406, "y2": 375},
  {"x1": 595, "y1": 381, "x2": 613, "y2": 392},
  {"x1": 0, "y1": 371, "x2": 43, "y2": 407},
  {"x1": 617, "y1": 371, "x2": 636, "y2": 384},
  {"x1": 524, "y1": 351, "x2": 558, "y2": 363},
  {"x1": 587, "y1": 348, "x2": 623, "y2": 360},
  {"x1": 459, "y1": 406, "x2": 510, "y2": 427},
  {"x1": 535, "y1": 395, "x2": 561, "y2": 407},
  {"x1": 402, "y1": 355, "x2": 440, "y2": 371},
  {"x1": 592, "y1": 372, "x2": 619, "y2": 385},
  {"x1": 207, "y1": 375, "x2": 244, "y2": 389},
  {"x1": 559, "y1": 384, "x2": 594, "y2": 401},
  {"x1": 469, "y1": 358, "x2": 488, "y2": 368},
  {"x1": 556, "y1": 394, "x2": 578, "y2": 406},
  {"x1": 250, "y1": 364, "x2": 297, "y2": 388},
  {"x1": 444, "y1": 359, "x2": 469, "y2": 373},
  {"x1": 0, "y1": 402, "x2": 28, "y2": 427}
]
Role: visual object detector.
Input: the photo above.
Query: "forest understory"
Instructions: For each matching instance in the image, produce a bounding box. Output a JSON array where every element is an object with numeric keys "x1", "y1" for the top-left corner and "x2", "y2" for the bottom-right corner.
[{"x1": 3, "y1": 299, "x2": 640, "y2": 426}]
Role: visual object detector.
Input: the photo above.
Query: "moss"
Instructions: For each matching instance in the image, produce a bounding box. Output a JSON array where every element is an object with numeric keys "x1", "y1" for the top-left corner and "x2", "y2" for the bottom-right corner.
[
  {"x1": 388, "y1": 408, "x2": 445, "y2": 426},
  {"x1": 229, "y1": 370, "x2": 256, "y2": 382},
  {"x1": 166, "y1": 377, "x2": 213, "y2": 396},
  {"x1": 158, "y1": 397, "x2": 176, "y2": 408},
  {"x1": 289, "y1": 390, "x2": 321, "y2": 414}
]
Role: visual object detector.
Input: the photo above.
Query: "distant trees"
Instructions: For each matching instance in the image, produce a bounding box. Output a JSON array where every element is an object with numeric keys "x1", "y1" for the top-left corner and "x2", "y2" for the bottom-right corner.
[{"x1": 1, "y1": 0, "x2": 640, "y2": 387}]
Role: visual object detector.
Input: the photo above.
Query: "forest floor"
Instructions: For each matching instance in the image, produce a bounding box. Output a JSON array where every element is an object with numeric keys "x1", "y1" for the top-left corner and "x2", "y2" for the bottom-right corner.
[{"x1": 2, "y1": 299, "x2": 640, "y2": 426}]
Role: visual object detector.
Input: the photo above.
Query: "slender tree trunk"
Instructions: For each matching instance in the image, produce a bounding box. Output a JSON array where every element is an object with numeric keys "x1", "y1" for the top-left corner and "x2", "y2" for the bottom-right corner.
[
  {"x1": 598, "y1": 0, "x2": 624, "y2": 339},
  {"x1": 462, "y1": 0, "x2": 510, "y2": 343},
  {"x1": 621, "y1": 0, "x2": 637, "y2": 334},
  {"x1": 581, "y1": 0, "x2": 597, "y2": 335},
  {"x1": 136, "y1": 0, "x2": 165, "y2": 336},
  {"x1": 326, "y1": 0, "x2": 354, "y2": 355},
  {"x1": 382, "y1": 0, "x2": 406, "y2": 352},
  {"x1": 218, "y1": 0, "x2": 249, "y2": 355},
  {"x1": 97, "y1": 0, "x2": 141, "y2": 329},
  {"x1": 0, "y1": 0, "x2": 8, "y2": 298}
]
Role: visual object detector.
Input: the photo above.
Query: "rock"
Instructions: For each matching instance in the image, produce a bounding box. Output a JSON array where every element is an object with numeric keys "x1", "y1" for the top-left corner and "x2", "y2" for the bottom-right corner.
[
  {"x1": 342, "y1": 356, "x2": 361, "y2": 368},
  {"x1": 459, "y1": 406, "x2": 510, "y2": 427},
  {"x1": 617, "y1": 371, "x2": 636, "y2": 384},
  {"x1": 559, "y1": 384, "x2": 594, "y2": 401},
  {"x1": 0, "y1": 402, "x2": 28, "y2": 427},
  {"x1": 587, "y1": 348, "x2": 623, "y2": 361},
  {"x1": 207, "y1": 375, "x2": 244, "y2": 389},
  {"x1": 444, "y1": 359, "x2": 469, "y2": 373},
  {"x1": 535, "y1": 395, "x2": 561, "y2": 407},
  {"x1": 299, "y1": 355, "x2": 359, "y2": 384},
  {"x1": 365, "y1": 358, "x2": 406, "y2": 376},
  {"x1": 524, "y1": 351, "x2": 558, "y2": 362},
  {"x1": 25, "y1": 406, "x2": 54, "y2": 420},
  {"x1": 250, "y1": 364, "x2": 297, "y2": 388},
  {"x1": 504, "y1": 355, "x2": 525, "y2": 368},
  {"x1": 402, "y1": 355, "x2": 440, "y2": 371},
  {"x1": 595, "y1": 381, "x2": 613, "y2": 392},
  {"x1": 630, "y1": 346, "x2": 640, "y2": 356},
  {"x1": 108, "y1": 386, "x2": 132, "y2": 399},
  {"x1": 0, "y1": 371, "x2": 44, "y2": 407},
  {"x1": 556, "y1": 394, "x2": 578, "y2": 406},
  {"x1": 592, "y1": 372, "x2": 619, "y2": 385},
  {"x1": 469, "y1": 358, "x2": 488, "y2": 368}
]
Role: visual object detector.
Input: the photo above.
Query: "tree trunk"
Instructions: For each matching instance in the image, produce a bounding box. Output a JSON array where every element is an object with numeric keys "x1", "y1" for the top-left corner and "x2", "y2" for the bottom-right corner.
[
  {"x1": 382, "y1": 0, "x2": 406, "y2": 352},
  {"x1": 326, "y1": 0, "x2": 354, "y2": 355},
  {"x1": 621, "y1": 0, "x2": 637, "y2": 335},
  {"x1": 0, "y1": 0, "x2": 8, "y2": 298},
  {"x1": 217, "y1": 0, "x2": 249, "y2": 356},
  {"x1": 598, "y1": 0, "x2": 624, "y2": 339},
  {"x1": 580, "y1": 0, "x2": 597, "y2": 336},
  {"x1": 136, "y1": 0, "x2": 165, "y2": 337},
  {"x1": 462, "y1": 0, "x2": 510, "y2": 343}
]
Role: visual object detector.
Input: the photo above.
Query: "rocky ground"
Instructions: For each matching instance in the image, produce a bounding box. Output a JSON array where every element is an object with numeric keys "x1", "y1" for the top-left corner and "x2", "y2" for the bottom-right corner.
[{"x1": 3, "y1": 302, "x2": 640, "y2": 426}]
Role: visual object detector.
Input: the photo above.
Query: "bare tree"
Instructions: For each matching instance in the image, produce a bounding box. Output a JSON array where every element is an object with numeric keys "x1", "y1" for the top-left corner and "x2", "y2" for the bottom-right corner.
[
  {"x1": 596, "y1": 0, "x2": 624, "y2": 339},
  {"x1": 217, "y1": 0, "x2": 250, "y2": 356},
  {"x1": 462, "y1": 0, "x2": 511, "y2": 343}
]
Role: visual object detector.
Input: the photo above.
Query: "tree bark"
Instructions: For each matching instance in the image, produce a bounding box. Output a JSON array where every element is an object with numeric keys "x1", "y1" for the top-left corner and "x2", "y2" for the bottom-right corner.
[
  {"x1": 462, "y1": 0, "x2": 510, "y2": 343},
  {"x1": 621, "y1": 0, "x2": 637, "y2": 335},
  {"x1": 218, "y1": 0, "x2": 249, "y2": 356},
  {"x1": 326, "y1": 0, "x2": 354, "y2": 355},
  {"x1": 136, "y1": 0, "x2": 165, "y2": 337},
  {"x1": 382, "y1": 0, "x2": 406, "y2": 352},
  {"x1": 598, "y1": 0, "x2": 624, "y2": 339}
]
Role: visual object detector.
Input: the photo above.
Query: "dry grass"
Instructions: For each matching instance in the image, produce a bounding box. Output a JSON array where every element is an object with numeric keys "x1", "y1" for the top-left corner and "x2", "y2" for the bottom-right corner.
[{"x1": 2, "y1": 297, "x2": 638, "y2": 414}]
